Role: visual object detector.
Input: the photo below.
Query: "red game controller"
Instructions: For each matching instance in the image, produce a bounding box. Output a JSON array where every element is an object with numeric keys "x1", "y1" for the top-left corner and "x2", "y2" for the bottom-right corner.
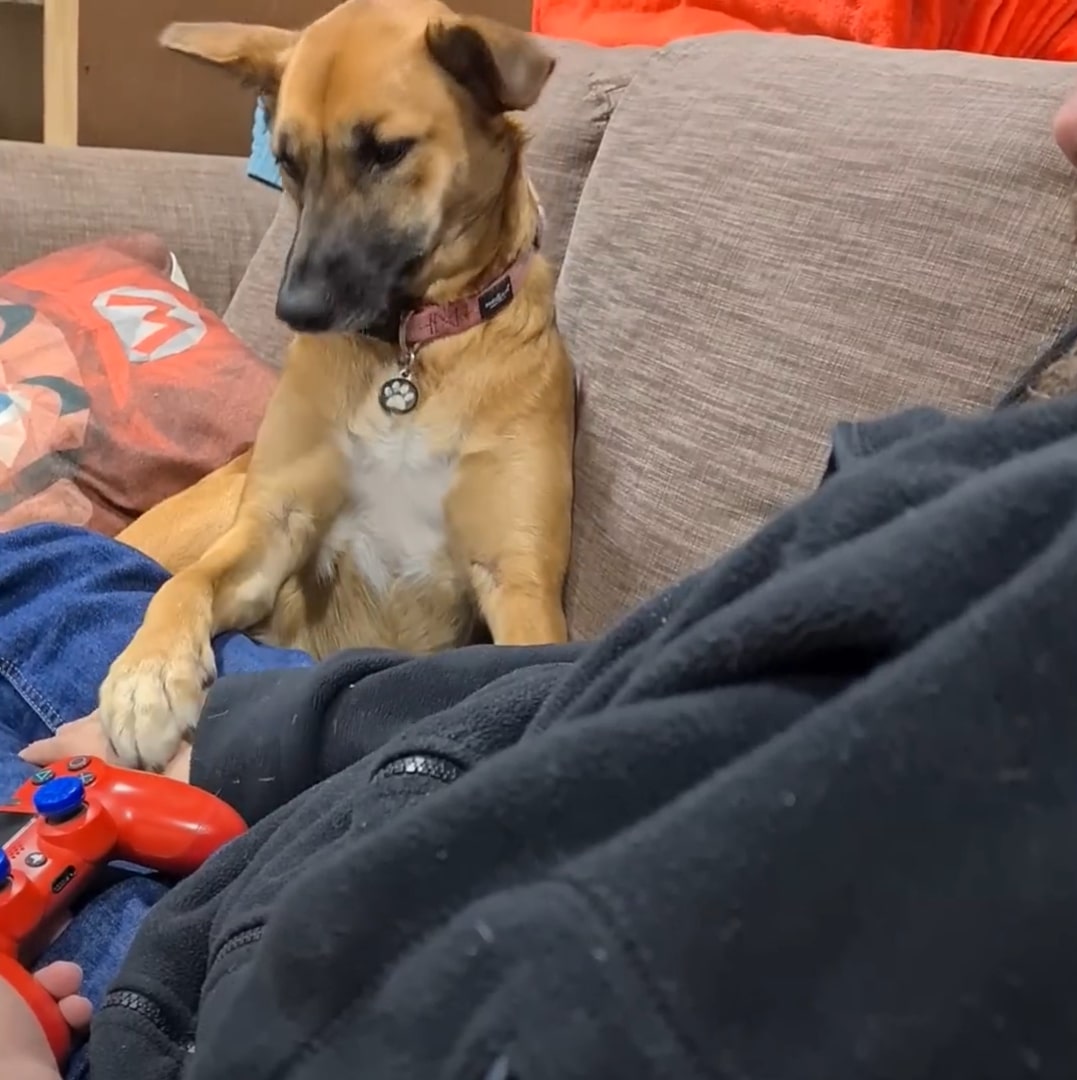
[{"x1": 0, "y1": 755, "x2": 246, "y2": 1064}]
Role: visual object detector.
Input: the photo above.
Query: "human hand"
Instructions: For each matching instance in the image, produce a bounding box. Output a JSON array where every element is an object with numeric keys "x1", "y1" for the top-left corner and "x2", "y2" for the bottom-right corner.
[
  {"x1": 1055, "y1": 86, "x2": 1077, "y2": 167},
  {"x1": 20, "y1": 713, "x2": 192, "y2": 784},
  {"x1": 0, "y1": 961, "x2": 91, "y2": 1079},
  {"x1": 20, "y1": 714, "x2": 109, "y2": 766}
]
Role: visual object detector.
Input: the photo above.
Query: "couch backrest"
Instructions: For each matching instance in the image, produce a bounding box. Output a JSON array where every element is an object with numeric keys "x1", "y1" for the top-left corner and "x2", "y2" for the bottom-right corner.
[
  {"x1": 0, "y1": 143, "x2": 277, "y2": 317},
  {"x1": 557, "y1": 34, "x2": 1077, "y2": 638}
]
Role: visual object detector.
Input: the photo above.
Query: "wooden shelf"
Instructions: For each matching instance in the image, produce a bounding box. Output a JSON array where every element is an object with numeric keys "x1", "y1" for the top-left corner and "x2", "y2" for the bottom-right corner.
[{"x1": 1, "y1": 0, "x2": 79, "y2": 146}]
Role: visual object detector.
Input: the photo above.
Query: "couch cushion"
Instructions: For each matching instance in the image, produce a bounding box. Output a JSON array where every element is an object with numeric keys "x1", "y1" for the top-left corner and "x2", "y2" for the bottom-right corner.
[
  {"x1": 0, "y1": 143, "x2": 276, "y2": 318},
  {"x1": 0, "y1": 234, "x2": 275, "y2": 535},
  {"x1": 558, "y1": 33, "x2": 1077, "y2": 640},
  {"x1": 224, "y1": 38, "x2": 649, "y2": 365}
]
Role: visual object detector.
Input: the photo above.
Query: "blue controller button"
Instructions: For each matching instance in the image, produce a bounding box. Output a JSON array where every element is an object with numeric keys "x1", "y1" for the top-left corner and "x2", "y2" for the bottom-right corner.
[
  {"x1": 0, "y1": 848, "x2": 10, "y2": 884},
  {"x1": 32, "y1": 777, "x2": 86, "y2": 820}
]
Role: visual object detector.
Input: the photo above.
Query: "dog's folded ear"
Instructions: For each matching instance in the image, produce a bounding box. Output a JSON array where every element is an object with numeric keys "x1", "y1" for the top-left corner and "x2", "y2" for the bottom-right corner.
[
  {"x1": 160, "y1": 22, "x2": 297, "y2": 95},
  {"x1": 425, "y1": 17, "x2": 555, "y2": 114}
]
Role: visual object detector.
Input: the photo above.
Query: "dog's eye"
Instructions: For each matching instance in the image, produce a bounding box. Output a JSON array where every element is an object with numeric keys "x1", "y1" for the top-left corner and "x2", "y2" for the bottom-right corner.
[
  {"x1": 361, "y1": 137, "x2": 415, "y2": 171},
  {"x1": 276, "y1": 150, "x2": 302, "y2": 183}
]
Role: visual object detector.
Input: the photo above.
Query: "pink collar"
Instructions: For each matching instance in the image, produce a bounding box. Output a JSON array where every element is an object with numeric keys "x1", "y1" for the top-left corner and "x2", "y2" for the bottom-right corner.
[{"x1": 399, "y1": 207, "x2": 545, "y2": 354}]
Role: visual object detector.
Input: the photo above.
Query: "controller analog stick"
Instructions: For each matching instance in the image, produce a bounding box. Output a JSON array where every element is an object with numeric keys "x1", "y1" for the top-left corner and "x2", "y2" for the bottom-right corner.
[{"x1": 32, "y1": 778, "x2": 86, "y2": 824}]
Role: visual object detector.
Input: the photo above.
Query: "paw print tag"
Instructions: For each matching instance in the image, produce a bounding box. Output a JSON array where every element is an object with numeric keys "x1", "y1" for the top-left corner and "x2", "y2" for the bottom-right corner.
[{"x1": 379, "y1": 374, "x2": 419, "y2": 415}]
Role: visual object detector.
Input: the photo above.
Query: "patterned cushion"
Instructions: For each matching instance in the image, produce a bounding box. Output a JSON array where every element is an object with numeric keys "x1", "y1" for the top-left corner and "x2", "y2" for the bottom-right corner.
[{"x1": 0, "y1": 234, "x2": 276, "y2": 535}]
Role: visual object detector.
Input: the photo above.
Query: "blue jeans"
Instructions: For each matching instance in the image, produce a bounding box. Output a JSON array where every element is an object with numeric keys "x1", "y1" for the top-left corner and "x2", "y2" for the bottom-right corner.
[{"x1": 0, "y1": 524, "x2": 311, "y2": 1077}]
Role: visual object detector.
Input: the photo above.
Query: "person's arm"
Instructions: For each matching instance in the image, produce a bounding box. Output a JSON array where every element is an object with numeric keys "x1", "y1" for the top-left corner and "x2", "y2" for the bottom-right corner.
[{"x1": 190, "y1": 643, "x2": 579, "y2": 824}]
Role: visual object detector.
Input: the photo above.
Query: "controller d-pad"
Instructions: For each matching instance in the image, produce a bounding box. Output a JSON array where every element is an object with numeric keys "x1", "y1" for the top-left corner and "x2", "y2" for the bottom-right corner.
[
  {"x1": 67, "y1": 757, "x2": 90, "y2": 771},
  {"x1": 31, "y1": 770, "x2": 54, "y2": 786}
]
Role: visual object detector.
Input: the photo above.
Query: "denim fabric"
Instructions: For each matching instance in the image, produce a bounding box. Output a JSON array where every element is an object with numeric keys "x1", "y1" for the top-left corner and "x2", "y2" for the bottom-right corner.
[{"x1": 0, "y1": 524, "x2": 310, "y2": 1076}]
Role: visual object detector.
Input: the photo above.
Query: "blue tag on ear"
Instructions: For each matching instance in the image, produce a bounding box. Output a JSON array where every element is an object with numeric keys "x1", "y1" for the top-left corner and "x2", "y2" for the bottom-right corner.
[{"x1": 247, "y1": 99, "x2": 283, "y2": 191}]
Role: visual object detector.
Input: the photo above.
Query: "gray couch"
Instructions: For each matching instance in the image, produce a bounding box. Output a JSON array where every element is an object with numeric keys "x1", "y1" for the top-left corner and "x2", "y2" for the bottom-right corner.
[{"x1": 2, "y1": 32, "x2": 1074, "y2": 639}]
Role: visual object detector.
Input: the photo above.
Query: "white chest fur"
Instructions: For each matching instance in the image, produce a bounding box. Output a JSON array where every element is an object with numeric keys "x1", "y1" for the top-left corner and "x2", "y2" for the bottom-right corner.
[{"x1": 320, "y1": 419, "x2": 456, "y2": 593}]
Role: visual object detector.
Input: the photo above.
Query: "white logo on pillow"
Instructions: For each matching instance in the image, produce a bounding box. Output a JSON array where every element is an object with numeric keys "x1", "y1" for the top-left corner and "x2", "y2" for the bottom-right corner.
[
  {"x1": 92, "y1": 286, "x2": 206, "y2": 363},
  {"x1": 0, "y1": 389, "x2": 30, "y2": 468},
  {"x1": 166, "y1": 251, "x2": 191, "y2": 293}
]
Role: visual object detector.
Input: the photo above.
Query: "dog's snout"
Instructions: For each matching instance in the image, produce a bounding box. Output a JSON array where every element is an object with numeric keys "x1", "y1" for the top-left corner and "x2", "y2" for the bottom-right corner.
[
  {"x1": 277, "y1": 208, "x2": 426, "y2": 336},
  {"x1": 276, "y1": 277, "x2": 334, "y2": 333}
]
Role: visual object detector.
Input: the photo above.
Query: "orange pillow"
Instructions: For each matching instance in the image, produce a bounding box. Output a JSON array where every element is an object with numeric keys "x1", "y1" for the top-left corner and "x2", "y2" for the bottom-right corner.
[
  {"x1": 532, "y1": 1, "x2": 759, "y2": 46},
  {"x1": 532, "y1": 0, "x2": 1077, "y2": 57},
  {"x1": 0, "y1": 234, "x2": 276, "y2": 535}
]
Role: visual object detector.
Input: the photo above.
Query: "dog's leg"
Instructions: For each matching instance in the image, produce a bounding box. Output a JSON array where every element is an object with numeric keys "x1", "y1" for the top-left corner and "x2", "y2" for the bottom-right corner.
[
  {"x1": 456, "y1": 438, "x2": 572, "y2": 647},
  {"x1": 100, "y1": 445, "x2": 343, "y2": 771},
  {"x1": 472, "y1": 559, "x2": 568, "y2": 645},
  {"x1": 118, "y1": 451, "x2": 251, "y2": 574}
]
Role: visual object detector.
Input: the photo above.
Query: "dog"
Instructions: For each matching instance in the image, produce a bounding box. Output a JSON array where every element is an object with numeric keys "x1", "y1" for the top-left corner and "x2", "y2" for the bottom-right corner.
[{"x1": 101, "y1": 0, "x2": 575, "y2": 772}]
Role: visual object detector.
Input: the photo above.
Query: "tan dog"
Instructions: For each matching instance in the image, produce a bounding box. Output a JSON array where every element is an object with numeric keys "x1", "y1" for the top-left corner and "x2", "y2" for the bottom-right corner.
[{"x1": 102, "y1": 0, "x2": 574, "y2": 771}]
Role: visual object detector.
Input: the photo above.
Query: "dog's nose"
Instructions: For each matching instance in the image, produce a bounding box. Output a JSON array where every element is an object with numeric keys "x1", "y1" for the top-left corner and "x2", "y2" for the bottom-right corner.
[{"x1": 276, "y1": 280, "x2": 334, "y2": 333}]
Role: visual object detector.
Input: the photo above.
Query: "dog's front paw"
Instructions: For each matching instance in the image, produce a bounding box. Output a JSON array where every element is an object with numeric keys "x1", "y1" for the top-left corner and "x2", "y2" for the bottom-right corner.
[{"x1": 99, "y1": 640, "x2": 216, "y2": 771}]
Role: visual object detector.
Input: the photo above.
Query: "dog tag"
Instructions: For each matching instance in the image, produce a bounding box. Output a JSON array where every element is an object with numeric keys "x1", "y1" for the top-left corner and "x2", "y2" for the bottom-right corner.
[{"x1": 379, "y1": 374, "x2": 419, "y2": 415}]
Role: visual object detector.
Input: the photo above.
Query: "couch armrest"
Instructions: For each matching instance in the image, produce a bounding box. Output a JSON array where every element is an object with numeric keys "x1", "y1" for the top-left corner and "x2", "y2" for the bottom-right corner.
[{"x1": 0, "y1": 141, "x2": 279, "y2": 315}]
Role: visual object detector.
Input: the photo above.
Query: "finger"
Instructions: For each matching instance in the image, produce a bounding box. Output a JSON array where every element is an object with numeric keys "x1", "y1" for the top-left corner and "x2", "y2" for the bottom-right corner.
[
  {"x1": 58, "y1": 994, "x2": 93, "y2": 1032},
  {"x1": 21, "y1": 715, "x2": 107, "y2": 765},
  {"x1": 19, "y1": 738, "x2": 63, "y2": 765},
  {"x1": 1054, "y1": 90, "x2": 1077, "y2": 168},
  {"x1": 164, "y1": 743, "x2": 194, "y2": 785},
  {"x1": 33, "y1": 961, "x2": 83, "y2": 1000}
]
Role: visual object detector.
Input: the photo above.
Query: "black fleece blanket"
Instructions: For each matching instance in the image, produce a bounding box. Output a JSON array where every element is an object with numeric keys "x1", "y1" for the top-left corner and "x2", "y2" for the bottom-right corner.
[{"x1": 91, "y1": 396, "x2": 1077, "y2": 1080}]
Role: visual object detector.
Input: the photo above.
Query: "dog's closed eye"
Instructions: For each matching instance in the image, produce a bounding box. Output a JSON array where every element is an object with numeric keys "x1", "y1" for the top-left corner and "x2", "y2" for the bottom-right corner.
[
  {"x1": 275, "y1": 147, "x2": 303, "y2": 184},
  {"x1": 356, "y1": 133, "x2": 416, "y2": 172}
]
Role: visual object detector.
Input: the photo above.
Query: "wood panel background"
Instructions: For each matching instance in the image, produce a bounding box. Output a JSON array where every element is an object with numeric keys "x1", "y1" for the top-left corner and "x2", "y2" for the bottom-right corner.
[{"x1": 0, "y1": 0, "x2": 532, "y2": 154}]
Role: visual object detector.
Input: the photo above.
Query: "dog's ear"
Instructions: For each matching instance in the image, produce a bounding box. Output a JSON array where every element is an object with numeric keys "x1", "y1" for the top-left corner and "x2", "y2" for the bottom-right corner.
[
  {"x1": 160, "y1": 22, "x2": 297, "y2": 95},
  {"x1": 425, "y1": 17, "x2": 555, "y2": 114}
]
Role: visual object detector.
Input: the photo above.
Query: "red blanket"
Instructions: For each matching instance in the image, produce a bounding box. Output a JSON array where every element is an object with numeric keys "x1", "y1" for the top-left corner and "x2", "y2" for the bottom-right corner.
[{"x1": 532, "y1": 0, "x2": 1077, "y2": 59}]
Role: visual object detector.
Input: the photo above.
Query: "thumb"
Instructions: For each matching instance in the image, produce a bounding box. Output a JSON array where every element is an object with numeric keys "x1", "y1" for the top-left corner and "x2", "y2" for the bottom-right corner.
[{"x1": 19, "y1": 737, "x2": 65, "y2": 766}]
